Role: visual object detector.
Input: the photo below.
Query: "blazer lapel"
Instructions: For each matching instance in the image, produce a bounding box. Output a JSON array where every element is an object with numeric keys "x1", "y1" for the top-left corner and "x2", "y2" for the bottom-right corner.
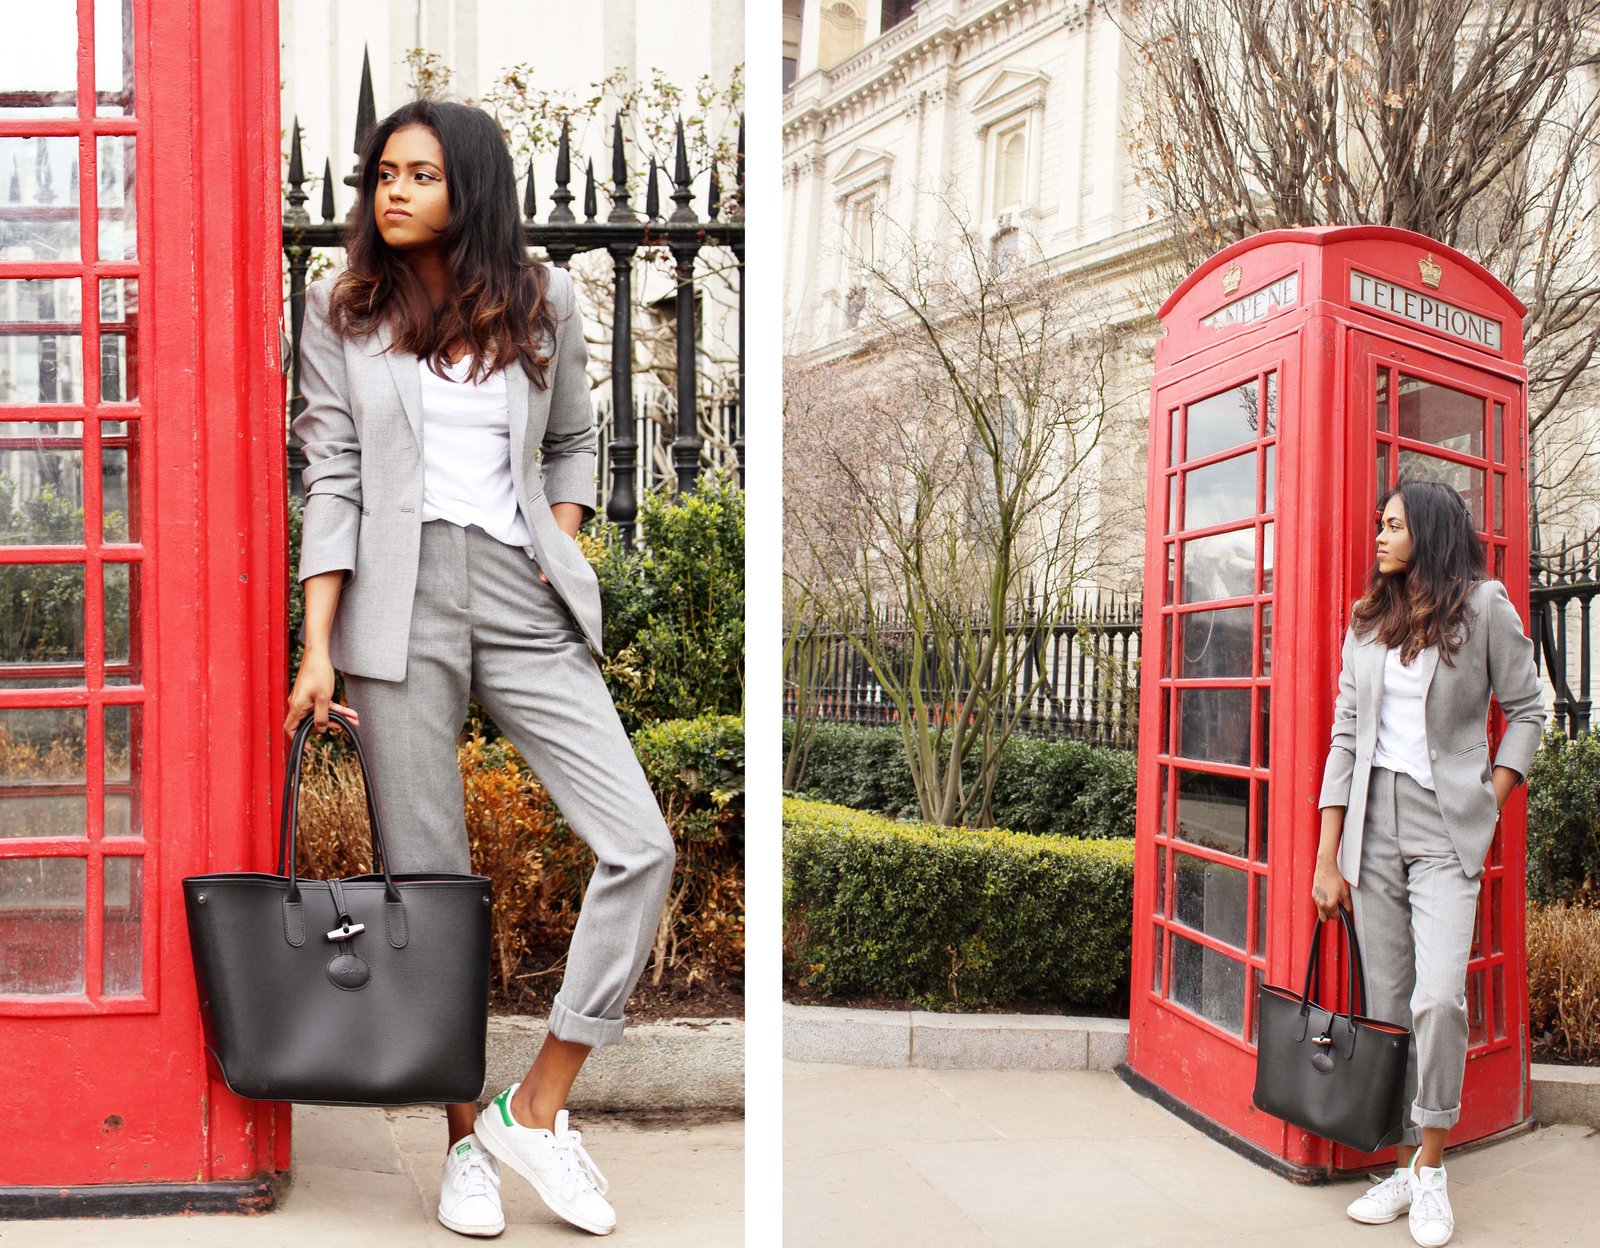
[
  {"x1": 377, "y1": 320, "x2": 425, "y2": 450},
  {"x1": 1417, "y1": 644, "x2": 1441, "y2": 707},
  {"x1": 1362, "y1": 635, "x2": 1440, "y2": 723}
]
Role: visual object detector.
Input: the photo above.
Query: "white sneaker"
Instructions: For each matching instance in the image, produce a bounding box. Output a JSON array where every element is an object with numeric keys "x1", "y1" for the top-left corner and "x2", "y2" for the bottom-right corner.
[
  {"x1": 1346, "y1": 1165, "x2": 1413, "y2": 1224},
  {"x1": 437, "y1": 1134, "x2": 505, "y2": 1237},
  {"x1": 1409, "y1": 1157, "x2": 1455, "y2": 1247},
  {"x1": 474, "y1": 1082, "x2": 616, "y2": 1236}
]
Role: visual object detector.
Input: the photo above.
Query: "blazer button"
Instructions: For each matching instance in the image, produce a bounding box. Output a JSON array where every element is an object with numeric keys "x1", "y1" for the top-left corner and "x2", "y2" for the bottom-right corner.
[{"x1": 1429, "y1": 750, "x2": 1437, "y2": 760}]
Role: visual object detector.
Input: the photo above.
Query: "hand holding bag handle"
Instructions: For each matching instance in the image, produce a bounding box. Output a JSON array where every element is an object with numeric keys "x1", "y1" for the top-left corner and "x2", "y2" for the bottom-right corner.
[
  {"x1": 1291, "y1": 906, "x2": 1365, "y2": 1058},
  {"x1": 276, "y1": 708, "x2": 408, "y2": 948},
  {"x1": 276, "y1": 708, "x2": 388, "y2": 880},
  {"x1": 1251, "y1": 905, "x2": 1412, "y2": 1153},
  {"x1": 184, "y1": 706, "x2": 493, "y2": 1105}
]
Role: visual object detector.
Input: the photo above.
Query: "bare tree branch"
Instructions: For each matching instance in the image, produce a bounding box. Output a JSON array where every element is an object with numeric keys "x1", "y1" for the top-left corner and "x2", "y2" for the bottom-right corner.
[
  {"x1": 1116, "y1": 0, "x2": 1600, "y2": 527},
  {"x1": 784, "y1": 195, "x2": 1121, "y2": 826}
]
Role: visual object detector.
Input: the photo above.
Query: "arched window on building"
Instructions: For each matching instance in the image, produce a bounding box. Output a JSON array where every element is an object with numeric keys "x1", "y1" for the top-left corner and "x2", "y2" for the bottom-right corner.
[
  {"x1": 971, "y1": 67, "x2": 1048, "y2": 229},
  {"x1": 840, "y1": 190, "x2": 880, "y2": 328},
  {"x1": 993, "y1": 124, "x2": 1027, "y2": 216}
]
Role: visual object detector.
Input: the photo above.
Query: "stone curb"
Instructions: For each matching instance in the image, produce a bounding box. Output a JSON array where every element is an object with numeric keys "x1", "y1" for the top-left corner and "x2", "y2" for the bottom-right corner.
[
  {"x1": 488, "y1": 1015, "x2": 743, "y2": 1112},
  {"x1": 782, "y1": 1002, "x2": 1128, "y2": 1071},
  {"x1": 783, "y1": 1003, "x2": 1600, "y2": 1126},
  {"x1": 1529, "y1": 1061, "x2": 1600, "y2": 1129}
]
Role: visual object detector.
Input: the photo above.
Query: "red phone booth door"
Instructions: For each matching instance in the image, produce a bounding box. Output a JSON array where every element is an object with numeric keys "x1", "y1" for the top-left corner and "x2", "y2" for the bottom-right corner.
[
  {"x1": 0, "y1": 0, "x2": 286, "y2": 1208},
  {"x1": 1340, "y1": 330, "x2": 1530, "y2": 1164},
  {"x1": 1136, "y1": 340, "x2": 1291, "y2": 1156}
]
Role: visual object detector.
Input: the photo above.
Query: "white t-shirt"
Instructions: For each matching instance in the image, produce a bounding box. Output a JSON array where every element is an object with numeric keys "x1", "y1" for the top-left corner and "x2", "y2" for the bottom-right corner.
[
  {"x1": 1372, "y1": 644, "x2": 1436, "y2": 790},
  {"x1": 417, "y1": 354, "x2": 535, "y2": 552}
]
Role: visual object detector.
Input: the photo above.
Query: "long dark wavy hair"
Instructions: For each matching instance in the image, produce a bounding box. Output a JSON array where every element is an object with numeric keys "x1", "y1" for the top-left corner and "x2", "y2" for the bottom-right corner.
[
  {"x1": 1351, "y1": 478, "x2": 1486, "y2": 667},
  {"x1": 328, "y1": 99, "x2": 558, "y2": 388}
]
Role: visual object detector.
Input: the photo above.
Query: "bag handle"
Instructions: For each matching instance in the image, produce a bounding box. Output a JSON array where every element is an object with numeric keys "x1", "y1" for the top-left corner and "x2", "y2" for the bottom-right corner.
[
  {"x1": 277, "y1": 709, "x2": 401, "y2": 905},
  {"x1": 1296, "y1": 907, "x2": 1369, "y2": 1035}
]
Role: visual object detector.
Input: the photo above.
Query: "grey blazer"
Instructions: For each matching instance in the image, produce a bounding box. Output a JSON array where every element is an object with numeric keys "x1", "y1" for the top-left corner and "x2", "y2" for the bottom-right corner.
[
  {"x1": 1317, "y1": 578, "x2": 1546, "y2": 886},
  {"x1": 292, "y1": 264, "x2": 603, "y2": 682}
]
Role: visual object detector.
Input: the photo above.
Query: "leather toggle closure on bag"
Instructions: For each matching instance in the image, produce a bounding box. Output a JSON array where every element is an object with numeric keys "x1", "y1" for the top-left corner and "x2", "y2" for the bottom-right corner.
[
  {"x1": 181, "y1": 708, "x2": 494, "y2": 1106},
  {"x1": 323, "y1": 878, "x2": 372, "y2": 989},
  {"x1": 325, "y1": 878, "x2": 366, "y2": 942},
  {"x1": 1251, "y1": 907, "x2": 1412, "y2": 1153}
]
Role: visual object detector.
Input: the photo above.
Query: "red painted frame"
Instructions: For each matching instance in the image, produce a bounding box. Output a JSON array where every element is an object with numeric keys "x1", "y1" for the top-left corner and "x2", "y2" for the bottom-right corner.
[
  {"x1": 0, "y1": 0, "x2": 287, "y2": 1200},
  {"x1": 1128, "y1": 227, "x2": 1532, "y2": 1176}
]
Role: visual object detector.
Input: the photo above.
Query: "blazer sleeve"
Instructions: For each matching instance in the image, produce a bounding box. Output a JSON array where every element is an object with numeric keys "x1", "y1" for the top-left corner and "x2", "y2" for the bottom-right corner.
[
  {"x1": 291, "y1": 279, "x2": 362, "y2": 584},
  {"x1": 1483, "y1": 579, "x2": 1546, "y2": 783},
  {"x1": 540, "y1": 266, "x2": 597, "y2": 525},
  {"x1": 1317, "y1": 620, "x2": 1360, "y2": 810}
]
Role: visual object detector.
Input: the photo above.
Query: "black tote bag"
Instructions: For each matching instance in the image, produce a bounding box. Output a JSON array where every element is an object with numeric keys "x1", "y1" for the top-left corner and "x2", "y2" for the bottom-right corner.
[
  {"x1": 1251, "y1": 907, "x2": 1411, "y2": 1153},
  {"x1": 182, "y1": 709, "x2": 492, "y2": 1106}
]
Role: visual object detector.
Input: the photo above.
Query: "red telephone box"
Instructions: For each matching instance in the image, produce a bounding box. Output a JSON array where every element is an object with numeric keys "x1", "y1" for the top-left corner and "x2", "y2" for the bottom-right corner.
[
  {"x1": 0, "y1": 0, "x2": 288, "y2": 1212},
  {"x1": 1124, "y1": 226, "x2": 1533, "y2": 1178}
]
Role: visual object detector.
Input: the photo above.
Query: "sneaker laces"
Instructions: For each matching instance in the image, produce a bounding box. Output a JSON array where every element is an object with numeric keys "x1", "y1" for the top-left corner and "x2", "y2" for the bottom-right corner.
[
  {"x1": 1412, "y1": 1179, "x2": 1450, "y2": 1226},
  {"x1": 451, "y1": 1147, "x2": 500, "y2": 1200},
  {"x1": 553, "y1": 1116, "x2": 609, "y2": 1199},
  {"x1": 1360, "y1": 1169, "x2": 1409, "y2": 1207}
]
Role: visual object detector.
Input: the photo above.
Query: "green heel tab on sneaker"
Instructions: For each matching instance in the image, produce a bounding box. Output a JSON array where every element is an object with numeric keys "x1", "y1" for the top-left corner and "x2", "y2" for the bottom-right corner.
[{"x1": 496, "y1": 1087, "x2": 515, "y2": 1128}]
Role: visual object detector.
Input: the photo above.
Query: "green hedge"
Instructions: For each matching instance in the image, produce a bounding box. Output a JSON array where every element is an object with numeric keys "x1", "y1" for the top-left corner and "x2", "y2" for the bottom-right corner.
[
  {"x1": 782, "y1": 718, "x2": 918, "y2": 814},
  {"x1": 783, "y1": 796, "x2": 1134, "y2": 1010},
  {"x1": 632, "y1": 712, "x2": 745, "y2": 852},
  {"x1": 591, "y1": 471, "x2": 744, "y2": 734},
  {"x1": 782, "y1": 719, "x2": 1137, "y2": 839},
  {"x1": 1527, "y1": 726, "x2": 1600, "y2": 905}
]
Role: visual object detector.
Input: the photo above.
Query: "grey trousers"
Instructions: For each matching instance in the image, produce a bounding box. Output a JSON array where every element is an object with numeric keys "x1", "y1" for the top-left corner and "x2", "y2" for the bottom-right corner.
[
  {"x1": 1350, "y1": 765, "x2": 1481, "y2": 1144},
  {"x1": 341, "y1": 519, "x2": 676, "y2": 1051}
]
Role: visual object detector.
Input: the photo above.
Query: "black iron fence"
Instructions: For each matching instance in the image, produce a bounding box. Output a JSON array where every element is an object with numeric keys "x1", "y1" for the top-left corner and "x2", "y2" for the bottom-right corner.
[
  {"x1": 786, "y1": 539, "x2": 1599, "y2": 752},
  {"x1": 594, "y1": 381, "x2": 740, "y2": 514},
  {"x1": 784, "y1": 593, "x2": 1144, "y2": 751},
  {"x1": 282, "y1": 50, "x2": 743, "y2": 543},
  {"x1": 1531, "y1": 527, "x2": 1599, "y2": 737}
]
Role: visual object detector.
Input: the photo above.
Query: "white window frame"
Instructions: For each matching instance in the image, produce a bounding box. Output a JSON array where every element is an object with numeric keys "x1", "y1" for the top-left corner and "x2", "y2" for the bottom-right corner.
[
  {"x1": 827, "y1": 146, "x2": 894, "y2": 332},
  {"x1": 971, "y1": 66, "x2": 1050, "y2": 236}
]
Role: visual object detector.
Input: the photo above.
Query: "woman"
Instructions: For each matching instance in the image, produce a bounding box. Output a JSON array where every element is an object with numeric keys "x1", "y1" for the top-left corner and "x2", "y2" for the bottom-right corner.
[
  {"x1": 284, "y1": 99, "x2": 676, "y2": 1239},
  {"x1": 1314, "y1": 479, "x2": 1545, "y2": 1248}
]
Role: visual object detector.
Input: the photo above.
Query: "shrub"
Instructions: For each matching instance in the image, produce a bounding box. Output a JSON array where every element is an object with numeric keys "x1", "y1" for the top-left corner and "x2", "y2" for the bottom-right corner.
[
  {"x1": 783, "y1": 796, "x2": 1134, "y2": 1010},
  {"x1": 632, "y1": 713, "x2": 745, "y2": 982},
  {"x1": 293, "y1": 715, "x2": 744, "y2": 1004},
  {"x1": 590, "y1": 471, "x2": 744, "y2": 733},
  {"x1": 781, "y1": 719, "x2": 919, "y2": 815},
  {"x1": 1526, "y1": 727, "x2": 1600, "y2": 904},
  {"x1": 1527, "y1": 900, "x2": 1600, "y2": 1062},
  {"x1": 989, "y1": 733, "x2": 1139, "y2": 840},
  {"x1": 782, "y1": 719, "x2": 1137, "y2": 838}
]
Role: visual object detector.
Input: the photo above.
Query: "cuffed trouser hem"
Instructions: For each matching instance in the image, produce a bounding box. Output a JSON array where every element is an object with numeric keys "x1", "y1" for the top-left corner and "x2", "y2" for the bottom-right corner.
[
  {"x1": 548, "y1": 997, "x2": 626, "y2": 1049},
  {"x1": 1411, "y1": 1100, "x2": 1462, "y2": 1131}
]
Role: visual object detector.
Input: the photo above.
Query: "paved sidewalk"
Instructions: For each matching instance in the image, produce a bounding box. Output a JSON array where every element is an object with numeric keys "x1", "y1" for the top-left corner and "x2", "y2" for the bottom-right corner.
[
  {"x1": 786, "y1": 1059, "x2": 1600, "y2": 1247},
  {"x1": 1, "y1": 1104, "x2": 742, "y2": 1246}
]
